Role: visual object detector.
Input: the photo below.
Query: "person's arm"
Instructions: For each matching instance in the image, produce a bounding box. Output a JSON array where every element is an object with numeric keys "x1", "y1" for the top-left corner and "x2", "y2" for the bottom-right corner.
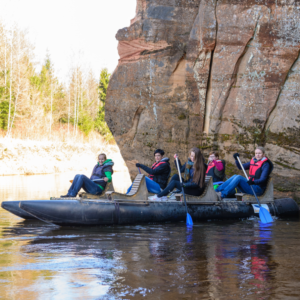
[
  {"x1": 174, "y1": 159, "x2": 185, "y2": 173},
  {"x1": 104, "y1": 171, "x2": 112, "y2": 182},
  {"x1": 138, "y1": 163, "x2": 168, "y2": 175},
  {"x1": 253, "y1": 163, "x2": 270, "y2": 185},
  {"x1": 90, "y1": 165, "x2": 97, "y2": 179},
  {"x1": 236, "y1": 160, "x2": 250, "y2": 171},
  {"x1": 180, "y1": 161, "x2": 186, "y2": 173},
  {"x1": 213, "y1": 160, "x2": 224, "y2": 171}
]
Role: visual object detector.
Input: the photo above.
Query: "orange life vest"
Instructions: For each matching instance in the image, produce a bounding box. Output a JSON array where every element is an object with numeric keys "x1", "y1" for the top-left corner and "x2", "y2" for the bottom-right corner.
[{"x1": 249, "y1": 157, "x2": 269, "y2": 181}]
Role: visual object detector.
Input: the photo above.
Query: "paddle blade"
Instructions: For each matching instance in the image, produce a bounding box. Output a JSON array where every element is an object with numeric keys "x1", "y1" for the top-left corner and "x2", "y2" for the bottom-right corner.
[
  {"x1": 259, "y1": 207, "x2": 273, "y2": 224},
  {"x1": 186, "y1": 213, "x2": 193, "y2": 226}
]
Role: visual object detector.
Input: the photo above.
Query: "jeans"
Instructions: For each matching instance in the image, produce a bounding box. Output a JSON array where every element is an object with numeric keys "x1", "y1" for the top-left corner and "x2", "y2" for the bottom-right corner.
[
  {"x1": 67, "y1": 174, "x2": 103, "y2": 197},
  {"x1": 216, "y1": 175, "x2": 264, "y2": 198},
  {"x1": 127, "y1": 177, "x2": 161, "y2": 194},
  {"x1": 157, "y1": 174, "x2": 204, "y2": 197}
]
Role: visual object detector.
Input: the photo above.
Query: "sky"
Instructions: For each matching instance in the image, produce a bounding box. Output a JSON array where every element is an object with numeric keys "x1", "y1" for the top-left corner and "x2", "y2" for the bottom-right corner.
[{"x1": 0, "y1": 0, "x2": 136, "y2": 82}]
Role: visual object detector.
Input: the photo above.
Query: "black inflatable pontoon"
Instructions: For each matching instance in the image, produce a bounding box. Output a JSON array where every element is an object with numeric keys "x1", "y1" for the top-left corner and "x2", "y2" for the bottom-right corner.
[
  {"x1": 1, "y1": 201, "x2": 37, "y2": 220},
  {"x1": 1, "y1": 175, "x2": 299, "y2": 226},
  {"x1": 16, "y1": 197, "x2": 299, "y2": 226}
]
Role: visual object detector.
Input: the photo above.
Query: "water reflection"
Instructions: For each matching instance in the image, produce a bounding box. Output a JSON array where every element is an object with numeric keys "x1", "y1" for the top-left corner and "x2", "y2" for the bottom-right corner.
[
  {"x1": 0, "y1": 172, "x2": 129, "y2": 202},
  {"x1": 0, "y1": 174, "x2": 300, "y2": 299},
  {"x1": 206, "y1": 221, "x2": 278, "y2": 298},
  {"x1": 0, "y1": 173, "x2": 74, "y2": 201}
]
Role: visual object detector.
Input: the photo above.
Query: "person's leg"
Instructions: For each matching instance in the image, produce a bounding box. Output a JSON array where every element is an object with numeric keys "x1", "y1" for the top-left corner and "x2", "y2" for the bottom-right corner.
[
  {"x1": 145, "y1": 177, "x2": 161, "y2": 194},
  {"x1": 169, "y1": 174, "x2": 182, "y2": 192},
  {"x1": 126, "y1": 184, "x2": 132, "y2": 194},
  {"x1": 157, "y1": 180, "x2": 182, "y2": 197},
  {"x1": 216, "y1": 175, "x2": 237, "y2": 192},
  {"x1": 251, "y1": 185, "x2": 264, "y2": 196},
  {"x1": 184, "y1": 187, "x2": 204, "y2": 196},
  {"x1": 237, "y1": 180, "x2": 264, "y2": 196},
  {"x1": 171, "y1": 174, "x2": 180, "y2": 181},
  {"x1": 66, "y1": 174, "x2": 81, "y2": 196},
  {"x1": 218, "y1": 175, "x2": 247, "y2": 198},
  {"x1": 67, "y1": 175, "x2": 102, "y2": 197},
  {"x1": 81, "y1": 175, "x2": 103, "y2": 195}
]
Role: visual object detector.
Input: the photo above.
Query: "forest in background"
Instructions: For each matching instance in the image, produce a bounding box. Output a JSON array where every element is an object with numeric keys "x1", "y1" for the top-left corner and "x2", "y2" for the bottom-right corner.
[{"x1": 0, "y1": 22, "x2": 113, "y2": 143}]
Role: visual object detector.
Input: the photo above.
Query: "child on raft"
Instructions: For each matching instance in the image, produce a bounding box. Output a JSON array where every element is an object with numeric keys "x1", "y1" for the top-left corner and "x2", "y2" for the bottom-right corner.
[
  {"x1": 61, "y1": 153, "x2": 114, "y2": 198},
  {"x1": 216, "y1": 146, "x2": 273, "y2": 200},
  {"x1": 206, "y1": 151, "x2": 226, "y2": 184},
  {"x1": 148, "y1": 147, "x2": 207, "y2": 201}
]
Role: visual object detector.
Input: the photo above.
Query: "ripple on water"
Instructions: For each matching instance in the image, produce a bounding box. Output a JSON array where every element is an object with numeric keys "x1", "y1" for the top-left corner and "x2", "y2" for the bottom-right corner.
[{"x1": 1, "y1": 174, "x2": 300, "y2": 299}]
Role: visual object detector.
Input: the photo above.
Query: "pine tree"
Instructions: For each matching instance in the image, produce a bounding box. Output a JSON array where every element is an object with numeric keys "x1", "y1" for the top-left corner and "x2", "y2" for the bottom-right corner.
[
  {"x1": 94, "y1": 68, "x2": 113, "y2": 141},
  {"x1": 98, "y1": 68, "x2": 110, "y2": 105},
  {"x1": 0, "y1": 22, "x2": 114, "y2": 142}
]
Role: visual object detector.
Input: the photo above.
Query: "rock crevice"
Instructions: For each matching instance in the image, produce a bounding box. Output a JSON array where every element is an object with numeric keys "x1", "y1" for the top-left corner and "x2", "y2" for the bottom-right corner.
[
  {"x1": 106, "y1": 0, "x2": 300, "y2": 187},
  {"x1": 264, "y1": 49, "x2": 300, "y2": 135}
]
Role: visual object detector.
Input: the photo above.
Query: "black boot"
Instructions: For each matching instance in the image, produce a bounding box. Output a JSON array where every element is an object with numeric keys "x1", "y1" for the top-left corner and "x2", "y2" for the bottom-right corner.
[{"x1": 60, "y1": 194, "x2": 72, "y2": 198}]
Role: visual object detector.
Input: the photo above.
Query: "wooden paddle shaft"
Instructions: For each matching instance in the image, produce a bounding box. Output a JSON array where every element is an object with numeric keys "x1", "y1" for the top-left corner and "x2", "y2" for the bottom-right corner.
[
  {"x1": 175, "y1": 157, "x2": 189, "y2": 213},
  {"x1": 237, "y1": 156, "x2": 249, "y2": 179},
  {"x1": 175, "y1": 157, "x2": 183, "y2": 184}
]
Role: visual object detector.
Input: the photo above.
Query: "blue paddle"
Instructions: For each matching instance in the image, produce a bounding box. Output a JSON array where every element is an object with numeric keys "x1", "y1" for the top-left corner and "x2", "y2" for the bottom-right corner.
[
  {"x1": 237, "y1": 156, "x2": 273, "y2": 224},
  {"x1": 175, "y1": 156, "x2": 193, "y2": 226}
]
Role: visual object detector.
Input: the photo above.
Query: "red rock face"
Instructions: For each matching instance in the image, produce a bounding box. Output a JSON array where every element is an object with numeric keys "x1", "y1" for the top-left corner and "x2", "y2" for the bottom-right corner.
[{"x1": 106, "y1": 0, "x2": 300, "y2": 186}]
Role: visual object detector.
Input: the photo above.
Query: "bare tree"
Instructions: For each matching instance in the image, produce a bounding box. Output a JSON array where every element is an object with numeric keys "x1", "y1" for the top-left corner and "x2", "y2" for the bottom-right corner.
[
  {"x1": 68, "y1": 88, "x2": 70, "y2": 135},
  {"x1": 6, "y1": 28, "x2": 13, "y2": 137}
]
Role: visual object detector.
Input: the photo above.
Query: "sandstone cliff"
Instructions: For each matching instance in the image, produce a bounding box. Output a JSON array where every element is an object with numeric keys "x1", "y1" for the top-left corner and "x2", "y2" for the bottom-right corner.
[{"x1": 106, "y1": 0, "x2": 300, "y2": 194}]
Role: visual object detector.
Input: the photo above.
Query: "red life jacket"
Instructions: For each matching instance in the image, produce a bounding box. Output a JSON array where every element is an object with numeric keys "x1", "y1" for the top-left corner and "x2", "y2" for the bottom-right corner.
[
  {"x1": 206, "y1": 160, "x2": 224, "y2": 182},
  {"x1": 249, "y1": 157, "x2": 269, "y2": 181},
  {"x1": 149, "y1": 161, "x2": 167, "y2": 180}
]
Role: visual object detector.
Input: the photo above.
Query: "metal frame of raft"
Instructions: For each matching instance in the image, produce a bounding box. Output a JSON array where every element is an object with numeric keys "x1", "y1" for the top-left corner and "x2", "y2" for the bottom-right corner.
[{"x1": 1, "y1": 174, "x2": 299, "y2": 226}]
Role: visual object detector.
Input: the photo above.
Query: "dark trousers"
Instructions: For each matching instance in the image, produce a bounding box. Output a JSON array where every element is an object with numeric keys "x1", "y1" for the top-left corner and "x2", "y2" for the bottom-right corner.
[
  {"x1": 157, "y1": 174, "x2": 204, "y2": 197},
  {"x1": 67, "y1": 174, "x2": 103, "y2": 197}
]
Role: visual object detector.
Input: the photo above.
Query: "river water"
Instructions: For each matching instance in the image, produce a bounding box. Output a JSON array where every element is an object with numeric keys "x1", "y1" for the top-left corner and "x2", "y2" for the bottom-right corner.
[{"x1": 0, "y1": 174, "x2": 300, "y2": 299}]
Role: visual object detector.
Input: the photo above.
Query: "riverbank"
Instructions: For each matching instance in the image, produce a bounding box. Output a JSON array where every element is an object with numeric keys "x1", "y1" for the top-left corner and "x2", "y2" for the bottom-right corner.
[{"x1": 0, "y1": 138, "x2": 129, "y2": 177}]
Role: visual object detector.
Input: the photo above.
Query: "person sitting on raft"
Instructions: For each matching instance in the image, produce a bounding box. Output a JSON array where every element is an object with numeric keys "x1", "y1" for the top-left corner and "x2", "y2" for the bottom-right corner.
[
  {"x1": 215, "y1": 146, "x2": 273, "y2": 200},
  {"x1": 206, "y1": 151, "x2": 225, "y2": 184},
  {"x1": 135, "y1": 149, "x2": 171, "y2": 194},
  {"x1": 148, "y1": 147, "x2": 207, "y2": 201},
  {"x1": 61, "y1": 153, "x2": 114, "y2": 198}
]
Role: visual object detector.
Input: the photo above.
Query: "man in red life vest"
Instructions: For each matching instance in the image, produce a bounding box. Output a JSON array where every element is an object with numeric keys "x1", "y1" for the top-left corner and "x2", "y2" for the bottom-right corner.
[
  {"x1": 206, "y1": 151, "x2": 225, "y2": 183},
  {"x1": 216, "y1": 146, "x2": 273, "y2": 199},
  {"x1": 136, "y1": 149, "x2": 171, "y2": 193}
]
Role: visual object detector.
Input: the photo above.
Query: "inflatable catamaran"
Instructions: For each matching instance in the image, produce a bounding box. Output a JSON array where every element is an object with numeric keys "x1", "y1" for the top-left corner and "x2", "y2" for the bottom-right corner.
[{"x1": 1, "y1": 174, "x2": 299, "y2": 226}]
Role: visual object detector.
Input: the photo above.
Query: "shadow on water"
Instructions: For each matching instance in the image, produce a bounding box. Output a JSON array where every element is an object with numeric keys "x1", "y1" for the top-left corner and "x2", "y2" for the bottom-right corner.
[{"x1": 1, "y1": 174, "x2": 300, "y2": 299}]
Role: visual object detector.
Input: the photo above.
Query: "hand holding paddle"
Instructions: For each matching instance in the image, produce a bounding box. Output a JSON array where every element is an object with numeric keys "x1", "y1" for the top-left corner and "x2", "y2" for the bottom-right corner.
[
  {"x1": 175, "y1": 155, "x2": 193, "y2": 227},
  {"x1": 236, "y1": 155, "x2": 273, "y2": 224}
]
